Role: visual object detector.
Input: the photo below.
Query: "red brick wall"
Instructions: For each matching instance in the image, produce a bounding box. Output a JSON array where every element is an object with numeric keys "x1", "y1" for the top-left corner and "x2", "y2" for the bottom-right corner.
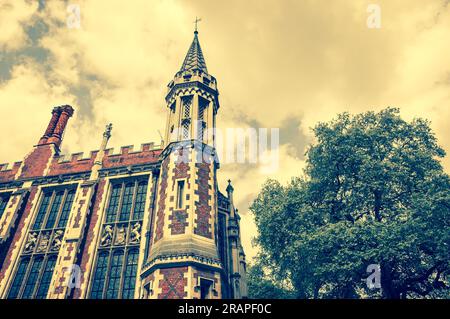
[
  {"x1": 167, "y1": 148, "x2": 192, "y2": 235},
  {"x1": 0, "y1": 162, "x2": 21, "y2": 183},
  {"x1": 102, "y1": 149, "x2": 161, "y2": 169},
  {"x1": 19, "y1": 145, "x2": 54, "y2": 179},
  {"x1": 158, "y1": 267, "x2": 188, "y2": 299},
  {"x1": 168, "y1": 209, "x2": 188, "y2": 235},
  {"x1": 47, "y1": 157, "x2": 96, "y2": 176},
  {"x1": 194, "y1": 162, "x2": 212, "y2": 238},
  {"x1": 171, "y1": 148, "x2": 190, "y2": 190},
  {"x1": 154, "y1": 158, "x2": 169, "y2": 243}
]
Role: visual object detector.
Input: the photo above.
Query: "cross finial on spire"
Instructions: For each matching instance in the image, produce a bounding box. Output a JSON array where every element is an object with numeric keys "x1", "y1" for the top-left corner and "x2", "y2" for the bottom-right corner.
[{"x1": 194, "y1": 17, "x2": 201, "y2": 33}]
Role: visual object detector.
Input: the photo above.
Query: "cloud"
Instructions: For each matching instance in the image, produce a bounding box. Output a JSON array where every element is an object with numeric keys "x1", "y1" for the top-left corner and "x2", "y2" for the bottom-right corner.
[
  {"x1": 0, "y1": 1, "x2": 38, "y2": 51},
  {"x1": 0, "y1": 60, "x2": 76, "y2": 163}
]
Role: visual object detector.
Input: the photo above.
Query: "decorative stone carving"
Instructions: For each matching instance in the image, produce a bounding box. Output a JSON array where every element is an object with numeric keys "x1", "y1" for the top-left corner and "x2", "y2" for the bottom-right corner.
[
  {"x1": 24, "y1": 232, "x2": 38, "y2": 253},
  {"x1": 129, "y1": 222, "x2": 141, "y2": 244},
  {"x1": 115, "y1": 226, "x2": 126, "y2": 245},
  {"x1": 100, "y1": 225, "x2": 113, "y2": 246},
  {"x1": 36, "y1": 232, "x2": 50, "y2": 252},
  {"x1": 51, "y1": 230, "x2": 64, "y2": 251}
]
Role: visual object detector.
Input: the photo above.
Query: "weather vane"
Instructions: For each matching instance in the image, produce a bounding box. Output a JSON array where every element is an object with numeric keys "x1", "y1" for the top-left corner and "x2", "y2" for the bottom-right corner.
[{"x1": 194, "y1": 17, "x2": 202, "y2": 32}]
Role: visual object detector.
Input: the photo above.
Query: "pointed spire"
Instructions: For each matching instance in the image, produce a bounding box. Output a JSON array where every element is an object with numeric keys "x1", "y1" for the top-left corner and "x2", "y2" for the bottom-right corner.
[{"x1": 180, "y1": 29, "x2": 208, "y2": 73}]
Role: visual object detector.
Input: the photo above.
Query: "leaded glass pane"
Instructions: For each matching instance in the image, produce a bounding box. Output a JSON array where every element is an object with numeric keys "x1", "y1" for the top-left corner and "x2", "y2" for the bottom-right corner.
[
  {"x1": 106, "y1": 251, "x2": 124, "y2": 299},
  {"x1": 44, "y1": 191, "x2": 64, "y2": 229},
  {"x1": 90, "y1": 251, "x2": 109, "y2": 299},
  {"x1": 106, "y1": 184, "x2": 121, "y2": 223},
  {"x1": 7, "y1": 258, "x2": 30, "y2": 299},
  {"x1": 122, "y1": 250, "x2": 139, "y2": 299},
  {"x1": 22, "y1": 257, "x2": 43, "y2": 299},
  {"x1": 35, "y1": 256, "x2": 57, "y2": 299},
  {"x1": 132, "y1": 182, "x2": 147, "y2": 220},
  {"x1": 33, "y1": 192, "x2": 51, "y2": 230},
  {"x1": 119, "y1": 183, "x2": 134, "y2": 222},
  {"x1": 182, "y1": 96, "x2": 192, "y2": 118},
  {"x1": 57, "y1": 190, "x2": 75, "y2": 228},
  {"x1": 183, "y1": 121, "x2": 190, "y2": 139}
]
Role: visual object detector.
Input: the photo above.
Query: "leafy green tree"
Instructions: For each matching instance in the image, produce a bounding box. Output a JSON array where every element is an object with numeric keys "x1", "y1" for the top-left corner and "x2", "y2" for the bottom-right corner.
[
  {"x1": 250, "y1": 108, "x2": 450, "y2": 299},
  {"x1": 247, "y1": 258, "x2": 294, "y2": 299}
]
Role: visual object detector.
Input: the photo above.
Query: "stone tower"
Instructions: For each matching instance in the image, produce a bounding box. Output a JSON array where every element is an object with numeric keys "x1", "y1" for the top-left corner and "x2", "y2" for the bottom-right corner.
[{"x1": 141, "y1": 29, "x2": 223, "y2": 299}]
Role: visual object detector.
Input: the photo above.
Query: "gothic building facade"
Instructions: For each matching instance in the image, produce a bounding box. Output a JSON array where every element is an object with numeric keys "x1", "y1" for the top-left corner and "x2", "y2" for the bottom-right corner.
[{"x1": 0, "y1": 31, "x2": 247, "y2": 299}]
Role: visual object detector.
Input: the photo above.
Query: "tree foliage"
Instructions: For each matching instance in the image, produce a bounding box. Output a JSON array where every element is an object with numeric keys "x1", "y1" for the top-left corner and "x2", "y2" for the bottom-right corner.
[{"x1": 250, "y1": 108, "x2": 450, "y2": 299}]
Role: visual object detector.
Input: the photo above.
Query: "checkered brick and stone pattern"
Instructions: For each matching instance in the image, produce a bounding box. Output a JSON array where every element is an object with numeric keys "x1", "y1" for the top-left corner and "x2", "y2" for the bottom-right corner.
[
  {"x1": 158, "y1": 267, "x2": 188, "y2": 299},
  {"x1": 154, "y1": 158, "x2": 169, "y2": 243},
  {"x1": 194, "y1": 161, "x2": 212, "y2": 238}
]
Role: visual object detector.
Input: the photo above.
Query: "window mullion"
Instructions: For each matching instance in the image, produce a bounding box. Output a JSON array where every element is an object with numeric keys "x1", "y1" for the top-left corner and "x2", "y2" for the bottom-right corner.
[
  {"x1": 130, "y1": 181, "x2": 138, "y2": 221},
  {"x1": 54, "y1": 190, "x2": 68, "y2": 229},
  {"x1": 16, "y1": 259, "x2": 33, "y2": 298},
  {"x1": 118, "y1": 248, "x2": 128, "y2": 299},
  {"x1": 116, "y1": 182, "x2": 126, "y2": 223},
  {"x1": 102, "y1": 250, "x2": 113, "y2": 299},
  {"x1": 31, "y1": 256, "x2": 47, "y2": 298},
  {"x1": 41, "y1": 191, "x2": 56, "y2": 230}
]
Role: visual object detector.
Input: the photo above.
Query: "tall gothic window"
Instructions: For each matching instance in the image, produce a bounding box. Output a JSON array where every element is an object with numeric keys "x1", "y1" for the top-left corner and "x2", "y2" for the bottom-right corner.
[
  {"x1": 182, "y1": 96, "x2": 192, "y2": 119},
  {"x1": 89, "y1": 178, "x2": 148, "y2": 299},
  {"x1": 197, "y1": 98, "x2": 209, "y2": 141},
  {"x1": 182, "y1": 119, "x2": 191, "y2": 139},
  {"x1": 0, "y1": 192, "x2": 11, "y2": 220},
  {"x1": 181, "y1": 96, "x2": 193, "y2": 140},
  {"x1": 7, "y1": 187, "x2": 76, "y2": 299}
]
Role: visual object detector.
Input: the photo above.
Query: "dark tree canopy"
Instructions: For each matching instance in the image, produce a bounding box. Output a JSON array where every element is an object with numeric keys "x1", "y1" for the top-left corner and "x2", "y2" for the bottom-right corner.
[{"x1": 250, "y1": 108, "x2": 450, "y2": 299}]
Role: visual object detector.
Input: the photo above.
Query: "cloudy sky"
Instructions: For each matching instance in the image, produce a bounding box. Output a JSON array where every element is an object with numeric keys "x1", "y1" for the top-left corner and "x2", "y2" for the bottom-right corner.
[{"x1": 1, "y1": 0, "x2": 450, "y2": 261}]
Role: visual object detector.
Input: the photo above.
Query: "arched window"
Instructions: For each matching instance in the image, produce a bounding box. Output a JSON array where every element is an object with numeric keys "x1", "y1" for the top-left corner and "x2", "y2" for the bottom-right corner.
[{"x1": 89, "y1": 178, "x2": 148, "y2": 299}]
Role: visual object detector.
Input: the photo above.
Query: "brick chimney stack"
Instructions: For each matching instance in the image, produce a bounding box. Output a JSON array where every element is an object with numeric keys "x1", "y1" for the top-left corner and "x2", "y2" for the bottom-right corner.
[
  {"x1": 39, "y1": 105, "x2": 74, "y2": 148},
  {"x1": 38, "y1": 107, "x2": 60, "y2": 145}
]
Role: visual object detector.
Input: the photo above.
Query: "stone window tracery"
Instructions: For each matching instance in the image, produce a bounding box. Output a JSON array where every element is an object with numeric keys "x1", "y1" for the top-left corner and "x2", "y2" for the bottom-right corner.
[
  {"x1": 89, "y1": 177, "x2": 148, "y2": 299},
  {"x1": 7, "y1": 186, "x2": 76, "y2": 299}
]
